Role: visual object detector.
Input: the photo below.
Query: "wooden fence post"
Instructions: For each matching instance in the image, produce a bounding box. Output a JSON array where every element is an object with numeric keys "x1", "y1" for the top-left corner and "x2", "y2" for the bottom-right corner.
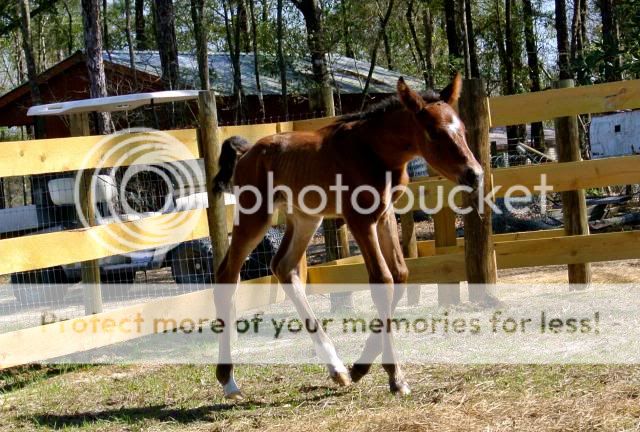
[
  {"x1": 554, "y1": 79, "x2": 592, "y2": 288},
  {"x1": 400, "y1": 211, "x2": 420, "y2": 305},
  {"x1": 433, "y1": 204, "x2": 461, "y2": 305},
  {"x1": 70, "y1": 113, "x2": 103, "y2": 315},
  {"x1": 337, "y1": 222, "x2": 351, "y2": 258},
  {"x1": 459, "y1": 79, "x2": 498, "y2": 302},
  {"x1": 198, "y1": 91, "x2": 229, "y2": 273}
]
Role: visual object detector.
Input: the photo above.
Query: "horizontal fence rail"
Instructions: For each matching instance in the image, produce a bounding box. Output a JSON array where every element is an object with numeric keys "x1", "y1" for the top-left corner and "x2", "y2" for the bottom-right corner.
[
  {"x1": 0, "y1": 117, "x2": 335, "y2": 179},
  {"x1": 0, "y1": 276, "x2": 287, "y2": 369},
  {"x1": 490, "y1": 79, "x2": 640, "y2": 126},
  {"x1": 5, "y1": 152, "x2": 636, "y2": 274},
  {"x1": 0, "y1": 210, "x2": 210, "y2": 275},
  {"x1": 399, "y1": 155, "x2": 640, "y2": 210},
  {"x1": 308, "y1": 231, "x2": 640, "y2": 286},
  {"x1": 0, "y1": 129, "x2": 200, "y2": 178}
]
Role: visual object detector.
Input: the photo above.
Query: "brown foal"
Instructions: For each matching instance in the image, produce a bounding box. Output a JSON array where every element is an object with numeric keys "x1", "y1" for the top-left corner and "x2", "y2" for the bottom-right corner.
[{"x1": 212, "y1": 75, "x2": 482, "y2": 399}]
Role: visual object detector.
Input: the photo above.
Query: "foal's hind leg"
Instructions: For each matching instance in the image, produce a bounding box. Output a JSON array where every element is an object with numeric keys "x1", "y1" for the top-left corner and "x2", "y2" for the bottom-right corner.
[
  {"x1": 271, "y1": 212, "x2": 350, "y2": 386},
  {"x1": 216, "y1": 211, "x2": 270, "y2": 400},
  {"x1": 350, "y1": 211, "x2": 409, "y2": 390}
]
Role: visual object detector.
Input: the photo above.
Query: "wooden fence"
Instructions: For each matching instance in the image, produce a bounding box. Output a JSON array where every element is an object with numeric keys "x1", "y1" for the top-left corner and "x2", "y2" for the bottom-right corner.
[{"x1": 1, "y1": 79, "x2": 640, "y2": 368}]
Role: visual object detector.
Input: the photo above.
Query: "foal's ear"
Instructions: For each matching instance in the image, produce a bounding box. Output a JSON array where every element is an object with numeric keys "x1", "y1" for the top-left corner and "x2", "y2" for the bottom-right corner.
[
  {"x1": 440, "y1": 73, "x2": 462, "y2": 106},
  {"x1": 397, "y1": 77, "x2": 425, "y2": 113}
]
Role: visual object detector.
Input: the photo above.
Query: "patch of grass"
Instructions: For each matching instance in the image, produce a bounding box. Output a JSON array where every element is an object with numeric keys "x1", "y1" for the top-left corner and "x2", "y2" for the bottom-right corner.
[
  {"x1": 1, "y1": 363, "x2": 640, "y2": 431},
  {"x1": 0, "y1": 364, "x2": 91, "y2": 395}
]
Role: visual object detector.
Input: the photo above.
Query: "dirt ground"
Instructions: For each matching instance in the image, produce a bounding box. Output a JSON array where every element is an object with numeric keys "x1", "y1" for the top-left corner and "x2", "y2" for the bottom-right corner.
[{"x1": 498, "y1": 259, "x2": 640, "y2": 284}]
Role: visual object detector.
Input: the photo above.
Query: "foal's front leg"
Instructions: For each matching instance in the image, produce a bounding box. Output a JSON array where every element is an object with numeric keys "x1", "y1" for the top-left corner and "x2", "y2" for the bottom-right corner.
[
  {"x1": 347, "y1": 218, "x2": 410, "y2": 395},
  {"x1": 350, "y1": 211, "x2": 409, "y2": 388}
]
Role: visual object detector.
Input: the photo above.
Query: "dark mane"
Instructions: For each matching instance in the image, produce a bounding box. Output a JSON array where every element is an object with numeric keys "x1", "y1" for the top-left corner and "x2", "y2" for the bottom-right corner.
[{"x1": 336, "y1": 89, "x2": 441, "y2": 125}]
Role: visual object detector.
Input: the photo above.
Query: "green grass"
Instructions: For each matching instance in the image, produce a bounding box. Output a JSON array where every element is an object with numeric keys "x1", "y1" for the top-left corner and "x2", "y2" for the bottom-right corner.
[{"x1": 1, "y1": 363, "x2": 640, "y2": 431}]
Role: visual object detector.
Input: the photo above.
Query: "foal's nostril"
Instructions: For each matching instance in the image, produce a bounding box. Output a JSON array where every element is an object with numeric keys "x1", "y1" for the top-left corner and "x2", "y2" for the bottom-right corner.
[{"x1": 460, "y1": 167, "x2": 482, "y2": 190}]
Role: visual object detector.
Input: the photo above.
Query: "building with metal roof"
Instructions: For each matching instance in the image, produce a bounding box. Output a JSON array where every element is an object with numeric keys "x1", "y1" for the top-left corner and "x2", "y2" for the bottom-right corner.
[{"x1": 0, "y1": 50, "x2": 423, "y2": 138}]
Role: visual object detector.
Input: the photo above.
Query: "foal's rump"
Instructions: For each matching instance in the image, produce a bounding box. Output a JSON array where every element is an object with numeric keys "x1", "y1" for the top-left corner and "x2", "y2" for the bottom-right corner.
[
  {"x1": 213, "y1": 130, "x2": 334, "y2": 190},
  {"x1": 212, "y1": 136, "x2": 252, "y2": 193}
]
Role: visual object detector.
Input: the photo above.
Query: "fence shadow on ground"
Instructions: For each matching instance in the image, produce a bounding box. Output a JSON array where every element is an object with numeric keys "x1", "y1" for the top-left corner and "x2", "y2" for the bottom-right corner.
[{"x1": 24, "y1": 390, "x2": 349, "y2": 428}]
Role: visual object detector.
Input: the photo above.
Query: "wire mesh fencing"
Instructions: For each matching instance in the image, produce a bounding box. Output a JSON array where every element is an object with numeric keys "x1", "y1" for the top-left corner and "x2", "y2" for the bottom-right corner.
[{"x1": 2, "y1": 103, "x2": 639, "y2": 335}]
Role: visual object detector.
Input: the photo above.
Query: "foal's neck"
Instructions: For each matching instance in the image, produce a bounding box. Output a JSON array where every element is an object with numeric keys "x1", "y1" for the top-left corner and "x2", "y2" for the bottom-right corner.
[{"x1": 366, "y1": 110, "x2": 422, "y2": 171}]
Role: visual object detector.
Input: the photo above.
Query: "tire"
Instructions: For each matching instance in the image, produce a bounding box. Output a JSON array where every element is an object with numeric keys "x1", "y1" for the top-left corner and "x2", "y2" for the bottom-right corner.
[
  {"x1": 240, "y1": 228, "x2": 282, "y2": 281},
  {"x1": 100, "y1": 270, "x2": 136, "y2": 300},
  {"x1": 169, "y1": 240, "x2": 214, "y2": 285},
  {"x1": 169, "y1": 228, "x2": 283, "y2": 284},
  {"x1": 11, "y1": 267, "x2": 69, "y2": 306}
]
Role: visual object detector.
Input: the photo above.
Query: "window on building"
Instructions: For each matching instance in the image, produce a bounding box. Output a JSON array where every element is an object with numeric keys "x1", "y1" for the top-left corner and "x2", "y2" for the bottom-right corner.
[{"x1": 615, "y1": 124, "x2": 621, "y2": 133}]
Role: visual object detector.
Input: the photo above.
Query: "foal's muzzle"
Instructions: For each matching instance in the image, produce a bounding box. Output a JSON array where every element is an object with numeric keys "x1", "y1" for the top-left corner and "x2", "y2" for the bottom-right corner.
[{"x1": 459, "y1": 167, "x2": 483, "y2": 191}]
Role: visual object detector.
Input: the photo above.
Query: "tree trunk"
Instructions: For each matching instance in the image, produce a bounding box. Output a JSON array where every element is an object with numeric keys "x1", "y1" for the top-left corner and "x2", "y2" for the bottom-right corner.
[
  {"x1": 571, "y1": 0, "x2": 589, "y2": 84},
  {"x1": 18, "y1": 0, "x2": 45, "y2": 138},
  {"x1": 580, "y1": 0, "x2": 587, "y2": 57},
  {"x1": 277, "y1": 0, "x2": 288, "y2": 117},
  {"x1": 422, "y1": 5, "x2": 434, "y2": 88},
  {"x1": 555, "y1": 0, "x2": 572, "y2": 80},
  {"x1": 598, "y1": 0, "x2": 621, "y2": 81},
  {"x1": 464, "y1": 0, "x2": 479, "y2": 78},
  {"x1": 135, "y1": 0, "x2": 146, "y2": 49},
  {"x1": 406, "y1": 0, "x2": 430, "y2": 88},
  {"x1": 222, "y1": 0, "x2": 247, "y2": 122},
  {"x1": 504, "y1": 0, "x2": 524, "y2": 151},
  {"x1": 81, "y1": 0, "x2": 112, "y2": 134},
  {"x1": 360, "y1": 0, "x2": 395, "y2": 109},
  {"x1": 340, "y1": 0, "x2": 354, "y2": 58},
  {"x1": 102, "y1": 0, "x2": 110, "y2": 58},
  {"x1": 522, "y1": 0, "x2": 544, "y2": 149},
  {"x1": 570, "y1": 0, "x2": 581, "y2": 62},
  {"x1": 248, "y1": 0, "x2": 266, "y2": 120},
  {"x1": 124, "y1": 0, "x2": 138, "y2": 88},
  {"x1": 381, "y1": 24, "x2": 393, "y2": 70},
  {"x1": 63, "y1": 0, "x2": 74, "y2": 56},
  {"x1": 14, "y1": 37, "x2": 25, "y2": 84},
  {"x1": 460, "y1": 0, "x2": 471, "y2": 77},
  {"x1": 494, "y1": 0, "x2": 507, "y2": 86},
  {"x1": 504, "y1": 0, "x2": 514, "y2": 95},
  {"x1": 237, "y1": 0, "x2": 251, "y2": 53},
  {"x1": 292, "y1": 0, "x2": 333, "y2": 114},
  {"x1": 443, "y1": 0, "x2": 461, "y2": 71},
  {"x1": 154, "y1": 0, "x2": 179, "y2": 90},
  {"x1": 190, "y1": 0, "x2": 210, "y2": 90}
]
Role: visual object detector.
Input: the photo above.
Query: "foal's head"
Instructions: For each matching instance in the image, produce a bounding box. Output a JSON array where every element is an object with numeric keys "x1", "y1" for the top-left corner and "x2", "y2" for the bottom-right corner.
[{"x1": 398, "y1": 75, "x2": 483, "y2": 190}]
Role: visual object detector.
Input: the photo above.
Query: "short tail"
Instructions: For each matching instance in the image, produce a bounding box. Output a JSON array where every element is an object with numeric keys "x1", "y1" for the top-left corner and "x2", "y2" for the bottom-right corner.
[{"x1": 212, "y1": 136, "x2": 251, "y2": 194}]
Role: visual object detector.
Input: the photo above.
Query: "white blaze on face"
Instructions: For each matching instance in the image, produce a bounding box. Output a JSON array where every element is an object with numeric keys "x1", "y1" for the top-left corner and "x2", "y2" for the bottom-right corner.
[{"x1": 447, "y1": 115, "x2": 463, "y2": 137}]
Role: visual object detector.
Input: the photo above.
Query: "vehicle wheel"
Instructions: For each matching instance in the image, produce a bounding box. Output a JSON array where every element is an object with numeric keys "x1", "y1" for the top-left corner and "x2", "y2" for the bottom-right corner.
[
  {"x1": 241, "y1": 228, "x2": 283, "y2": 281},
  {"x1": 100, "y1": 270, "x2": 135, "y2": 300},
  {"x1": 170, "y1": 240, "x2": 214, "y2": 285},
  {"x1": 11, "y1": 267, "x2": 69, "y2": 306}
]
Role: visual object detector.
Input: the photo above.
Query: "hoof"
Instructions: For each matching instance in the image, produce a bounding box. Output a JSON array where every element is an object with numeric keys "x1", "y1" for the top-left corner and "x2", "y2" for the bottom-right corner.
[
  {"x1": 390, "y1": 381, "x2": 411, "y2": 396},
  {"x1": 349, "y1": 363, "x2": 371, "y2": 383},
  {"x1": 225, "y1": 390, "x2": 244, "y2": 401},
  {"x1": 331, "y1": 371, "x2": 352, "y2": 387}
]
